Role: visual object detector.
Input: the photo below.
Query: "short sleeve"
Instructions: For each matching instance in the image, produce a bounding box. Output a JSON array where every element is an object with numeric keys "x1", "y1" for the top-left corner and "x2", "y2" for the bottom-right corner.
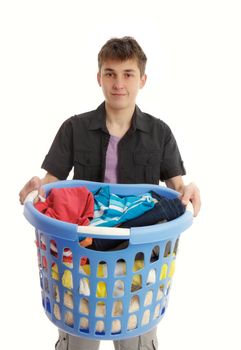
[
  {"x1": 160, "y1": 123, "x2": 186, "y2": 181},
  {"x1": 41, "y1": 118, "x2": 74, "y2": 179}
]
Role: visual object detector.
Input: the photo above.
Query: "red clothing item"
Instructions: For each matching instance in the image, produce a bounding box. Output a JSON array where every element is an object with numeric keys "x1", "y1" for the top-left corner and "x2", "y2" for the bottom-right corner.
[{"x1": 35, "y1": 186, "x2": 94, "y2": 226}]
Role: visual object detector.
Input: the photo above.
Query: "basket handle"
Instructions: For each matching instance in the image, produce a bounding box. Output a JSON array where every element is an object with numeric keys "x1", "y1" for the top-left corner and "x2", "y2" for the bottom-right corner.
[
  {"x1": 24, "y1": 190, "x2": 39, "y2": 204},
  {"x1": 77, "y1": 225, "x2": 130, "y2": 239}
]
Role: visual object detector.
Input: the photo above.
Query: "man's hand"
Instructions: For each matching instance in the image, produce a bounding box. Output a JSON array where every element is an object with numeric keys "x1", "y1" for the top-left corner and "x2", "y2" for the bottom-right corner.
[
  {"x1": 19, "y1": 173, "x2": 58, "y2": 205},
  {"x1": 19, "y1": 176, "x2": 43, "y2": 205},
  {"x1": 180, "y1": 182, "x2": 201, "y2": 217},
  {"x1": 165, "y1": 176, "x2": 201, "y2": 217}
]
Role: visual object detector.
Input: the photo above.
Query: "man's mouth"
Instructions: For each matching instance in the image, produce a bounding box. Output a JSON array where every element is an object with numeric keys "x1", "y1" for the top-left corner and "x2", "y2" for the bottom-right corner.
[{"x1": 111, "y1": 93, "x2": 127, "y2": 96}]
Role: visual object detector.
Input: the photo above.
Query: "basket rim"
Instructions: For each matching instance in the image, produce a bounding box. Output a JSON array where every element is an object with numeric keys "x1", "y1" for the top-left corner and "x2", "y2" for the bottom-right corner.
[{"x1": 24, "y1": 180, "x2": 193, "y2": 244}]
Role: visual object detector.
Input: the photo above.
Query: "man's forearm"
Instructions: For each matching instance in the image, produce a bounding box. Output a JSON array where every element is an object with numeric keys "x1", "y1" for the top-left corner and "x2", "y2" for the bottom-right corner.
[
  {"x1": 165, "y1": 175, "x2": 185, "y2": 194},
  {"x1": 41, "y1": 172, "x2": 59, "y2": 185}
]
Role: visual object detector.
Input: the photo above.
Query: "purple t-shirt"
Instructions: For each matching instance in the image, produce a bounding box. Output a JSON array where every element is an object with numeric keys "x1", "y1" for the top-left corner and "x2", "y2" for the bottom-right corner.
[{"x1": 104, "y1": 135, "x2": 120, "y2": 183}]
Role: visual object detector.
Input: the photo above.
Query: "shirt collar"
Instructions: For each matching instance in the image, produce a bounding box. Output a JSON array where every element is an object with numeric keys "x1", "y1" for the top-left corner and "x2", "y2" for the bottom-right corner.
[
  {"x1": 132, "y1": 105, "x2": 151, "y2": 133},
  {"x1": 88, "y1": 102, "x2": 151, "y2": 133},
  {"x1": 88, "y1": 102, "x2": 108, "y2": 132}
]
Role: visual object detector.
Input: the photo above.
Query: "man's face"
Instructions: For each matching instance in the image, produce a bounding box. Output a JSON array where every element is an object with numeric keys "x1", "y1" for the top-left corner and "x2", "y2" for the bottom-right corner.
[{"x1": 97, "y1": 59, "x2": 147, "y2": 111}]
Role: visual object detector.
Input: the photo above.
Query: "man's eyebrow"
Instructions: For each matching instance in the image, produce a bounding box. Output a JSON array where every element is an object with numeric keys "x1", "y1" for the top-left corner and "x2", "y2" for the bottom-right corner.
[
  {"x1": 123, "y1": 69, "x2": 136, "y2": 73},
  {"x1": 103, "y1": 68, "x2": 136, "y2": 73}
]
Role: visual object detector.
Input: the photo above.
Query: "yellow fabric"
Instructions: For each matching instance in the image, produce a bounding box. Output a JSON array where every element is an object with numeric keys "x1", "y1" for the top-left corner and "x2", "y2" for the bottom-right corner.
[
  {"x1": 81, "y1": 264, "x2": 91, "y2": 275},
  {"x1": 96, "y1": 265, "x2": 106, "y2": 278},
  {"x1": 51, "y1": 263, "x2": 59, "y2": 281},
  {"x1": 132, "y1": 274, "x2": 142, "y2": 286},
  {"x1": 133, "y1": 260, "x2": 144, "y2": 272},
  {"x1": 168, "y1": 260, "x2": 175, "y2": 278},
  {"x1": 160, "y1": 260, "x2": 176, "y2": 280},
  {"x1": 96, "y1": 281, "x2": 107, "y2": 297},
  {"x1": 62, "y1": 270, "x2": 73, "y2": 289},
  {"x1": 160, "y1": 264, "x2": 168, "y2": 280}
]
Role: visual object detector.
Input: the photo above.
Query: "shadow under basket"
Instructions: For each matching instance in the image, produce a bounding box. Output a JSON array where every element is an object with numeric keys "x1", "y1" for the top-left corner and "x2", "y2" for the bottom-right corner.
[{"x1": 24, "y1": 180, "x2": 193, "y2": 340}]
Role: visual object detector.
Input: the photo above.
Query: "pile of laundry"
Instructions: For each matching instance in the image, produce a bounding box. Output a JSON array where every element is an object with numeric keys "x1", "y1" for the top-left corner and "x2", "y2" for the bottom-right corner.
[{"x1": 35, "y1": 185, "x2": 185, "y2": 249}]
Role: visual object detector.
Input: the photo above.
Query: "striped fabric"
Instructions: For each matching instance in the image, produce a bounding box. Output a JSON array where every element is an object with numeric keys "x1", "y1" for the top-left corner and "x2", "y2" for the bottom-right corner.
[{"x1": 90, "y1": 186, "x2": 156, "y2": 227}]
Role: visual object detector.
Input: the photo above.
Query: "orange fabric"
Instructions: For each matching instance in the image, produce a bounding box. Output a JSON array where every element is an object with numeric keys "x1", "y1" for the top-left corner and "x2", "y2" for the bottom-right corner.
[{"x1": 79, "y1": 237, "x2": 93, "y2": 247}]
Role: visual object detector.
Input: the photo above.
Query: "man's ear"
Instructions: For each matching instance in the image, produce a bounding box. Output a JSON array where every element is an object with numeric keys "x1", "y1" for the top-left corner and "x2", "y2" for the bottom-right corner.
[
  {"x1": 140, "y1": 74, "x2": 147, "y2": 89},
  {"x1": 97, "y1": 72, "x2": 101, "y2": 86}
]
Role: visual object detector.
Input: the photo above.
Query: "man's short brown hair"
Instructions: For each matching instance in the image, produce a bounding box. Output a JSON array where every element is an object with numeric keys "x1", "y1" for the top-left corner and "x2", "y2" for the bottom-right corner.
[{"x1": 98, "y1": 36, "x2": 147, "y2": 76}]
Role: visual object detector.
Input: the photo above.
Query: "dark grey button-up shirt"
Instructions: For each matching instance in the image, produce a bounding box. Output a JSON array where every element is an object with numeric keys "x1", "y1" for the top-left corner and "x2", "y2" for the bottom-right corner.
[{"x1": 41, "y1": 102, "x2": 186, "y2": 184}]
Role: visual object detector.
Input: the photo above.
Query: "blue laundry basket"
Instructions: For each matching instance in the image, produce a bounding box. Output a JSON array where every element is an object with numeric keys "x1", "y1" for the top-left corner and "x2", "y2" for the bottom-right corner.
[{"x1": 24, "y1": 180, "x2": 193, "y2": 340}]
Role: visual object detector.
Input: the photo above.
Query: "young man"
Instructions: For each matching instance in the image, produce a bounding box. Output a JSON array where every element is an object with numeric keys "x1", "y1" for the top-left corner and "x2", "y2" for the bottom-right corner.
[{"x1": 19, "y1": 36, "x2": 201, "y2": 350}]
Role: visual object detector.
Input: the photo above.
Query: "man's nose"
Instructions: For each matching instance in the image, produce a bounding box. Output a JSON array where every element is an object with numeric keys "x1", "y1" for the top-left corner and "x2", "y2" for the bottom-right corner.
[{"x1": 113, "y1": 77, "x2": 124, "y2": 89}]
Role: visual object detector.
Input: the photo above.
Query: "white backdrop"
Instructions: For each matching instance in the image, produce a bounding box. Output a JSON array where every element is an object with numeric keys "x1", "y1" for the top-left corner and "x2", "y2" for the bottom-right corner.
[{"x1": 0, "y1": 1, "x2": 240, "y2": 349}]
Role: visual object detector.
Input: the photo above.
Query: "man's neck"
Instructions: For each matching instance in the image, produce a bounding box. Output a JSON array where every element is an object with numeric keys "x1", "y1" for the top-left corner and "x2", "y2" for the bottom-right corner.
[{"x1": 105, "y1": 102, "x2": 135, "y2": 138}]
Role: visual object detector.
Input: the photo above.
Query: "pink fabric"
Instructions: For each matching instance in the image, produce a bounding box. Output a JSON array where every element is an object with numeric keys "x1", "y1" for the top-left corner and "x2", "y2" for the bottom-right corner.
[
  {"x1": 35, "y1": 187, "x2": 94, "y2": 225},
  {"x1": 104, "y1": 135, "x2": 120, "y2": 183}
]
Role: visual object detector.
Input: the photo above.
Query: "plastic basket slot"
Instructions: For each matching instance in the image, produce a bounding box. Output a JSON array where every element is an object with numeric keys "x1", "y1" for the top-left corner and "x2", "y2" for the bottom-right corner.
[
  {"x1": 111, "y1": 319, "x2": 121, "y2": 334},
  {"x1": 53, "y1": 284, "x2": 60, "y2": 303},
  {"x1": 144, "y1": 290, "x2": 153, "y2": 306},
  {"x1": 129, "y1": 295, "x2": 140, "y2": 313},
  {"x1": 79, "y1": 297, "x2": 89, "y2": 315},
  {"x1": 112, "y1": 300, "x2": 123, "y2": 317},
  {"x1": 64, "y1": 310, "x2": 74, "y2": 327},
  {"x1": 141, "y1": 309, "x2": 150, "y2": 326},
  {"x1": 127, "y1": 314, "x2": 138, "y2": 331},
  {"x1": 64, "y1": 290, "x2": 73, "y2": 309},
  {"x1": 113, "y1": 280, "x2": 125, "y2": 297},
  {"x1": 95, "y1": 301, "x2": 106, "y2": 317}
]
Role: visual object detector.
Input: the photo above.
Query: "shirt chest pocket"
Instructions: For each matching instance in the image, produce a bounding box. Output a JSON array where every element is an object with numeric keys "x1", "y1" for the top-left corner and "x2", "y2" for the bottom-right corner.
[
  {"x1": 73, "y1": 151, "x2": 102, "y2": 181},
  {"x1": 133, "y1": 151, "x2": 160, "y2": 184}
]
